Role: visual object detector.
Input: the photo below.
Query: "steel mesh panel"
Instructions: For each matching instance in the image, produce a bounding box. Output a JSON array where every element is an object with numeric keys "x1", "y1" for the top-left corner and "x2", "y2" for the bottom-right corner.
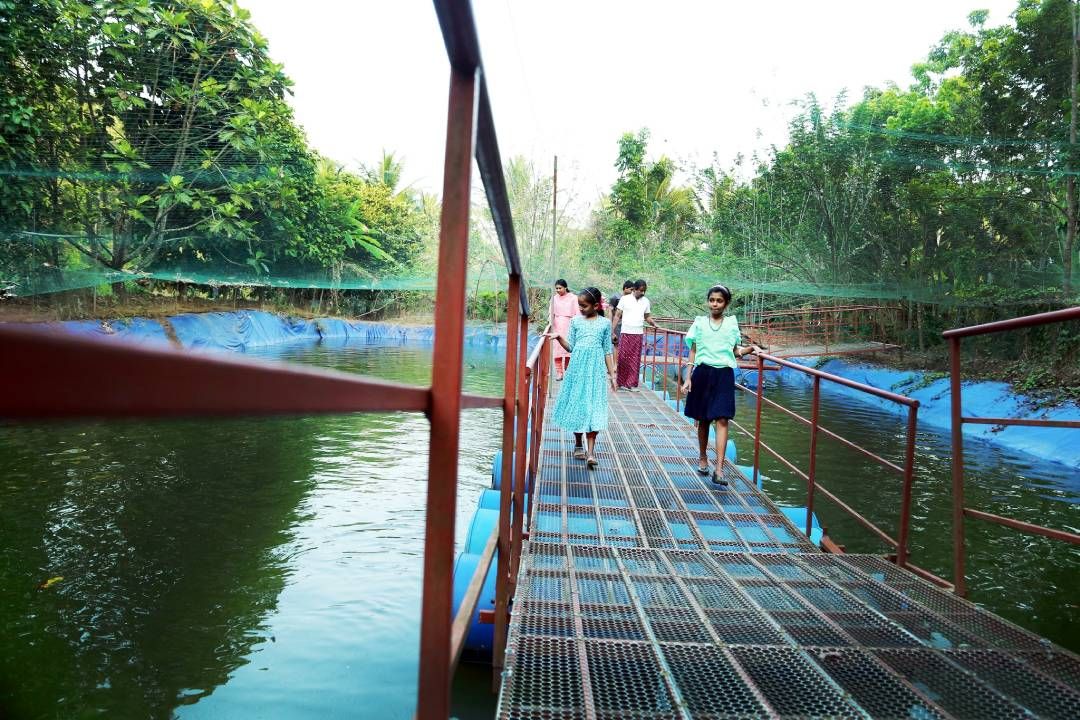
[
  {"x1": 498, "y1": 636, "x2": 584, "y2": 718},
  {"x1": 755, "y1": 555, "x2": 815, "y2": 581},
  {"x1": 527, "y1": 542, "x2": 569, "y2": 571},
  {"x1": 623, "y1": 469, "x2": 648, "y2": 487},
  {"x1": 583, "y1": 640, "x2": 678, "y2": 717},
  {"x1": 1017, "y1": 651, "x2": 1080, "y2": 692},
  {"x1": 875, "y1": 648, "x2": 1030, "y2": 719},
  {"x1": 738, "y1": 580, "x2": 806, "y2": 611},
  {"x1": 683, "y1": 577, "x2": 751, "y2": 610},
  {"x1": 565, "y1": 464, "x2": 589, "y2": 485},
  {"x1": 677, "y1": 488, "x2": 716, "y2": 512},
  {"x1": 632, "y1": 578, "x2": 688, "y2": 609},
  {"x1": 788, "y1": 582, "x2": 863, "y2": 612},
  {"x1": 884, "y1": 608, "x2": 980, "y2": 649},
  {"x1": 946, "y1": 649, "x2": 1080, "y2": 719},
  {"x1": 565, "y1": 483, "x2": 594, "y2": 507},
  {"x1": 597, "y1": 507, "x2": 637, "y2": 540},
  {"x1": 711, "y1": 552, "x2": 769, "y2": 579},
  {"x1": 619, "y1": 548, "x2": 665, "y2": 576},
  {"x1": 518, "y1": 612, "x2": 576, "y2": 639},
  {"x1": 661, "y1": 644, "x2": 770, "y2": 718},
  {"x1": 594, "y1": 483, "x2": 629, "y2": 508},
  {"x1": 826, "y1": 611, "x2": 920, "y2": 648},
  {"x1": 580, "y1": 604, "x2": 646, "y2": 642},
  {"x1": 520, "y1": 570, "x2": 571, "y2": 604},
  {"x1": 645, "y1": 607, "x2": 713, "y2": 644},
  {"x1": 731, "y1": 646, "x2": 861, "y2": 717},
  {"x1": 639, "y1": 509, "x2": 673, "y2": 541},
  {"x1": 797, "y1": 553, "x2": 866, "y2": 582},
  {"x1": 629, "y1": 485, "x2": 658, "y2": 509},
  {"x1": 942, "y1": 611, "x2": 1048, "y2": 651},
  {"x1": 577, "y1": 574, "x2": 630, "y2": 605},
  {"x1": 809, "y1": 648, "x2": 947, "y2": 719},
  {"x1": 706, "y1": 608, "x2": 789, "y2": 645},
  {"x1": 769, "y1": 610, "x2": 851, "y2": 647},
  {"x1": 651, "y1": 488, "x2": 680, "y2": 511},
  {"x1": 665, "y1": 551, "x2": 714, "y2": 579},
  {"x1": 571, "y1": 546, "x2": 617, "y2": 574}
]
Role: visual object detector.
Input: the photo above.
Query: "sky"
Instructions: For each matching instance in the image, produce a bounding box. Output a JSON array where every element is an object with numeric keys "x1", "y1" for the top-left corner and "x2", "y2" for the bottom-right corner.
[{"x1": 242, "y1": 0, "x2": 1019, "y2": 212}]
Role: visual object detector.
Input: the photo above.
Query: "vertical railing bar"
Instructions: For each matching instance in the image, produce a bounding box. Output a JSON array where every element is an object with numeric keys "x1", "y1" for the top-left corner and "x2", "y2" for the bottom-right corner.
[
  {"x1": 491, "y1": 274, "x2": 521, "y2": 679},
  {"x1": 897, "y1": 403, "x2": 919, "y2": 569},
  {"x1": 416, "y1": 66, "x2": 478, "y2": 720},
  {"x1": 806, "y1": 376, "x2": 821, "y2": 539},
  {"x1": 752, "y1": 352, "x2": 764, "y2": 488},
  {"x1": 949, "y1": 336, "x2": 967, "y2": 597},
  {"x1": 511, "y1": 315, "x2": 530, "y2": 578}
]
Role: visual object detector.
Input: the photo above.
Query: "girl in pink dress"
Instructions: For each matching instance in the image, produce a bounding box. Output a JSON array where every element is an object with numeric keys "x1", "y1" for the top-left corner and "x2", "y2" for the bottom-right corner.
[{"x1": 548, "y1": 279, "x2": 580, "y2": 380}]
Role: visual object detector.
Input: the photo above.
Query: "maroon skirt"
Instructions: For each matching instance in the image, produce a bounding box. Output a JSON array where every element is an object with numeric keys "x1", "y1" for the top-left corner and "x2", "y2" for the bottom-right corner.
[{"x1": 616, "y1": 333, "x2": 643, "y2": 388}]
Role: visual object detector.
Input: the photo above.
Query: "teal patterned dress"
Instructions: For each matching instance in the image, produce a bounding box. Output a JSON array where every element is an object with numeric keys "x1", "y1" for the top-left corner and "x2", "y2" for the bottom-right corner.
[{"x1": 550, "y1": 315, "x2": 612, "y2": 433}]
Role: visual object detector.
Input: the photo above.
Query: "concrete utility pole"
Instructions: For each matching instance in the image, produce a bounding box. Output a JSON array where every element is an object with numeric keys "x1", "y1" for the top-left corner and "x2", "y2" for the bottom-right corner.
[
  {"x1": 550, "y1": 155, "x2": 558, "y2": 281},
  {"x1": 1067, "y1": 0, "x2": 1078, "y2": 295}
]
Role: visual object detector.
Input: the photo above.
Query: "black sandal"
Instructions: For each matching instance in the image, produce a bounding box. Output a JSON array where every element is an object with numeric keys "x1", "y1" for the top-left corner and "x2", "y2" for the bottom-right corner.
[
  {"x1": 586, "y1": 456, "x2": 598, "y2": 469},
  {"x1": 696, "y1": 460, "x2": 710, "y2": 476},
  {"x1": 711, "y1": 468, "x2": 728, "y2": 486}
]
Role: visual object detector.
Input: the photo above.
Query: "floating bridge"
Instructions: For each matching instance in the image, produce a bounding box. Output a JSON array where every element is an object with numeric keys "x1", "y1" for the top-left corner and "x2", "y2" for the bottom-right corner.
[{"x1": 495, "y1": 386, "x2": 1080, "y2": 719}]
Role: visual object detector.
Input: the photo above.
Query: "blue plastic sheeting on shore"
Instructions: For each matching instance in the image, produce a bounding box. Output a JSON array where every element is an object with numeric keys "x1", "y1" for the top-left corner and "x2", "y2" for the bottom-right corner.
[
  {"x1": 25, "y1": 310, "x2": 523, "y2": 354},
  {"x1": 47, "y1": 317, "x2": 172, "y2": 346},
  {"x1": 778, "y1": 356, "x2": 1080, "y2": 469},
  {"x1": 167, "y1": 311, "x2": 319, "y2": 352}
]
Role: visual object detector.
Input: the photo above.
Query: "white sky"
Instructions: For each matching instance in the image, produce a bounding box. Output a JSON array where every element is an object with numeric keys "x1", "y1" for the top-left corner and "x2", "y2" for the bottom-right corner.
[{"x1": 243, "y1": 0, "x2": 1017, "y2": 209}]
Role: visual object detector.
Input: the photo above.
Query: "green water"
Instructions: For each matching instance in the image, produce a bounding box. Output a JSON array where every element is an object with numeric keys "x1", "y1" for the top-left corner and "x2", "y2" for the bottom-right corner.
[
  {"x1": 3, "y1": 339, "x2": 1078, "y2": 719},
  {"x1": 0, "y1": 339, "x2": 503, "y2": 720}
]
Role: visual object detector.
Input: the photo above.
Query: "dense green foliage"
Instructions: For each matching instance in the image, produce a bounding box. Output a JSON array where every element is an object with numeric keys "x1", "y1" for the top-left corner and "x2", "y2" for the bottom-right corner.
[
  {"x1": 0, "y1": 0, "x2": 428, "y2": 293},
  {"x1": 561, "y1": 0, "x2": 1079, "y2": 308}
]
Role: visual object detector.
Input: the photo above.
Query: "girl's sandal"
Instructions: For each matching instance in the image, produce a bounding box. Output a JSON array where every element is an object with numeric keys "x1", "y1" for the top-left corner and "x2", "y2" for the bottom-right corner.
[
  {"x1": 696, "y1": 461, "x2": 710, "y2": 476},
  {"x1": 573, "y1": 446, "x2": 586, "y2": 461},
  {"x1": 711, "y1": 468, "x2": 728, "y2": 486},
  {"x1": 586, "y1": 456, "x2": 599, "y2": 469}
]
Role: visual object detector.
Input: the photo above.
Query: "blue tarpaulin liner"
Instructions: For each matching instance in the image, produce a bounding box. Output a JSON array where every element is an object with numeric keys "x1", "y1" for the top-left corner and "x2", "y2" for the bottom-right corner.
[
  {"x1": 777, "y1": 357, "x2": 1080, "y2": 469},
  {"x1": 18, "y1": 309, "x2": 514, "y2": 352}
]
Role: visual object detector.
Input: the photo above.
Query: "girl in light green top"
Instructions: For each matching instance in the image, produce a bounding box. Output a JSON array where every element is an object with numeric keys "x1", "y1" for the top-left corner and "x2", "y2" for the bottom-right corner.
[{"x1": 681, "y1": 284, "x2": 760, "y2": 483}]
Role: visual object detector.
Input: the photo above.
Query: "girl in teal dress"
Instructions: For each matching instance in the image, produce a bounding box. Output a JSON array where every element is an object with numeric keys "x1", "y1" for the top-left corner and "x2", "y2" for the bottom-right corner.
[{"x1": 546, "y1": 287, "x2": 617, "y2": 468}]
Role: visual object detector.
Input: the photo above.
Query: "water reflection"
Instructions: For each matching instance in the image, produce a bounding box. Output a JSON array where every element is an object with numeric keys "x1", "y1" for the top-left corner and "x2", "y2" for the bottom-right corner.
[{"x1": 0, "y1": 340, "x2": 505, "y2": 720}]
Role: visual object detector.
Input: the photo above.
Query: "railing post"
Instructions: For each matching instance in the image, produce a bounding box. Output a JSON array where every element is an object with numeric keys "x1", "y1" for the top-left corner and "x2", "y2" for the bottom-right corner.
[
  {"x1": 949, "y1": 336, "x2": 967, "y2": 597},
  {"x1": 676, "y1": 335, "x2": 683, "y2": 412},
  {"x1": 492, "y1": 274, "x2": 520, "y2": 679},
  {"x1": 897, "y1": 403, "x2": 919, "y2": 569},
  {"x1": 417, "y1": 66, "x2": 478, "y2": 720},
  {"x1": 512, "y1": 315, "x2": 530, "y2": 574},
  {"x1": 662, "y1": 330, "x2": 669, "y2": 400},
  {"x1": 752, "y1": 352, "x2": 764, "y2": 488},
  {"x1": 806, "y1": 375, "x2": 821, "y2": 538}
]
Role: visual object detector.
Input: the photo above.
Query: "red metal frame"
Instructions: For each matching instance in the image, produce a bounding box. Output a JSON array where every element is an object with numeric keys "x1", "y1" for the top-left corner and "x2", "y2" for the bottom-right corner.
[
  {"x1": 0, "y1": 4, "x2": 559, "y2": 718},
  {"x1": 653, "y1": 304, "x2": 901, "y2": 359},
  {"x1": 943, "y1": 306, "x2": 1080, "y2": 598}
]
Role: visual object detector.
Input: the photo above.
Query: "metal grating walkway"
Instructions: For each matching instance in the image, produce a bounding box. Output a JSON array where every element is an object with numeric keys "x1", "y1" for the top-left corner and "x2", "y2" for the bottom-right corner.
[{"x1": 496, "y1": 386, "x2": 1080, "y2": 719}]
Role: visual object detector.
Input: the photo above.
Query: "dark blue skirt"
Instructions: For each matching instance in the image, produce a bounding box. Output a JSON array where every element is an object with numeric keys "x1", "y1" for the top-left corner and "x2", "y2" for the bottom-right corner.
[{"x1": 683, "y1": 364, "x2": 735, "y2": 422}]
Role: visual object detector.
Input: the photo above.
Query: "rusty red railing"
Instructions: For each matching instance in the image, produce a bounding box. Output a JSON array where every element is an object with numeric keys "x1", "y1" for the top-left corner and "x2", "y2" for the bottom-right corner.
[
  {"x1": 0, "y1": 3, "x2": 550, "y2": 718},
  {"x1": 637, "y1": 324, "x2": 946, "y2": 588},
  {"x1": 654, "y1": 304, "x2": 900, "y2": 359},
  {"x1": 943, "y1": 306, "x2": 1080, "y2": 598}
]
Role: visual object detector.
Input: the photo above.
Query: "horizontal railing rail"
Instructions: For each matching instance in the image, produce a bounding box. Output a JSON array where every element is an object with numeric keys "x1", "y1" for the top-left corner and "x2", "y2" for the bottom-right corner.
[
  {"x1": 945, "y1": 305, "x2": 1080, "y2": 597},
  {"x1": 738, "y1": 351, "x2": 943, "y2": 585}
]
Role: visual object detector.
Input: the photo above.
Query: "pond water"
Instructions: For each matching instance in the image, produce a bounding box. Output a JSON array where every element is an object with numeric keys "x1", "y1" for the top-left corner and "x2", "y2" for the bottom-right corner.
[
  {"x1": 0, "y1": 338, "x2": 503, "y2": 720},
  {"x1": 2, "y1": 338, "x2": 1077, "y2": 720}
]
